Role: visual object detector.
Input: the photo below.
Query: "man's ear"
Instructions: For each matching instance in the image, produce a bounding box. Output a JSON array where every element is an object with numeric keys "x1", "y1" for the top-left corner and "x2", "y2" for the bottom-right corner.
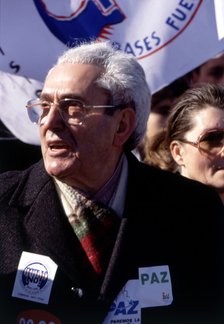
[
  {"x1": 113, "y1": 108, "x2": 136, "y2": 147},
  {"x1": 170, "y1": 140, "x2": 185, "y2": 166}
]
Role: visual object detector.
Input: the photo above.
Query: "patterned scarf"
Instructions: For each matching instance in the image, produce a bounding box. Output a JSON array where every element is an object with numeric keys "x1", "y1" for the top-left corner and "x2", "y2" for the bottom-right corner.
[{"x1": 55, "y1": 180, "x2": 120, "y2": 277}]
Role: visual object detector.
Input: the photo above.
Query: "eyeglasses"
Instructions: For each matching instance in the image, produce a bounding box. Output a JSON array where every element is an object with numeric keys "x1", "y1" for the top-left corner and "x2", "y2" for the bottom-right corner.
[
  {"x1": 180, "y1": 128, "x2": 224, "y2": 156},
  {"x1": 26, "y1": 98, "x2": 121, "y2": 125}
]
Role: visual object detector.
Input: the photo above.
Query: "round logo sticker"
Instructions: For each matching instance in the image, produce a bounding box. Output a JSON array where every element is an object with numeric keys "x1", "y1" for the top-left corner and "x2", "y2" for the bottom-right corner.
[{"x1": 22, "y1": 262, "x2": 48, "y2": 294}]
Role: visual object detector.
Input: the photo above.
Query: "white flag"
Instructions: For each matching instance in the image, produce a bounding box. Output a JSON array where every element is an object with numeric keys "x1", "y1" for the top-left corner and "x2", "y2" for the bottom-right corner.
[
  {"x1": 0, "y1": 71, "x2": 42, "y2": 145},
  {"x1": 1, "y1": 0, "x2": 224, "y2": 143},
  {"x1": 214, "y1": 0, "x2": 224, "y2": 40}
]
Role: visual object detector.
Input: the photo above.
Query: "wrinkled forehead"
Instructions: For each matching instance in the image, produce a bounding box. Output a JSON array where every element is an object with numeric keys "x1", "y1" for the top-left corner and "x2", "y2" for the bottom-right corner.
[
  {"x1": 46, "y1": 62, "x2": 103, "y2": 83},
  {"x1": 42, "y1": 63, "x2": 108, "y2": 101}
]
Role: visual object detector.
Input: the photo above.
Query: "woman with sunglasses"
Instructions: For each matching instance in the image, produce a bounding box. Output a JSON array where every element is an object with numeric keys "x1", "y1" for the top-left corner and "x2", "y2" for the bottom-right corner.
[{"x1": 164, "y1": 83, "x2": 224, "y2": 203}]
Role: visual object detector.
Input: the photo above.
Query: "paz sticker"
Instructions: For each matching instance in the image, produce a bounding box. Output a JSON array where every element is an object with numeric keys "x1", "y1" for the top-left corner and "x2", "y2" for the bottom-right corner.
[
  {"x1": 12, "y1": 251, "x2": 58, "y2": 304},
  {"x1": 103, "y1": 265, "x2": 173, "y2": 324},
  {"x1": 103, "y1": 279, "x2": 141, "y2": 324},
  {"x1": 139, "y1": 265, "x2": 173, "y2": 308}
]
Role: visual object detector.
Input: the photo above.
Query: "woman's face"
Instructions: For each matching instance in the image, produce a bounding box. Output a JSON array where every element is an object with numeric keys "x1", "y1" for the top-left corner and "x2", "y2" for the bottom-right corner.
[{"x1": 171, "y1": 106, "x2": 224, "y2": 198}]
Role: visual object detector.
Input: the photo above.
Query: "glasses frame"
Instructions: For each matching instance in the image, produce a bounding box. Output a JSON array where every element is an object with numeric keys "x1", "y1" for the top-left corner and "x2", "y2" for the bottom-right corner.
[
  {"x1": 180, "y1": 128, "x2": 224, "y2": 156},
  {"x1": 26, "y1": 98, "x2": 122, "y2": 125}
]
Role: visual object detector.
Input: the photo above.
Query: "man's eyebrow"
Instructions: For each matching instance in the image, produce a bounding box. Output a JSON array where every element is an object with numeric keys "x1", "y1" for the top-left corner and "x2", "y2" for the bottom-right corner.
[
  {"x1": 39, "y1": 93, "x2": 51, "y2": 100},
  {"x1": 40, "y1": 93, "x2": 84, "y2": 100},
  {"x1": 60, "y1": 93, "x2": 83, "y2": 100}
]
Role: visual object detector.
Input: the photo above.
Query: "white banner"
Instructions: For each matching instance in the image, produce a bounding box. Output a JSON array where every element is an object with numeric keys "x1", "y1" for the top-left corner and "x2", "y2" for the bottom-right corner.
[
  {"x1": 1, "y1": 0, "x2": 224, "y2": 143},
  {"x1": 0, "y1": 71, "x2": 42, "y2": 144},
  {"x1": 214, "y1": 0, "x2": 224, "y2": 40}
]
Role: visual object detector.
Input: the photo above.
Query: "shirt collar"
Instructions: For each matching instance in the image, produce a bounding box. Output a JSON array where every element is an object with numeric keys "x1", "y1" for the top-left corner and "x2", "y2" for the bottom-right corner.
[{"x1": 54, "y1": 154, "x2": 128, "y2": 218}]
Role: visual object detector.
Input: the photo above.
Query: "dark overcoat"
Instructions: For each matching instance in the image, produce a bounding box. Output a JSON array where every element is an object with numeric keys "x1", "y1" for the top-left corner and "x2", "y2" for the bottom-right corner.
[{"x1": 0, "y1": 153, "x2": 223, "y2": 324}]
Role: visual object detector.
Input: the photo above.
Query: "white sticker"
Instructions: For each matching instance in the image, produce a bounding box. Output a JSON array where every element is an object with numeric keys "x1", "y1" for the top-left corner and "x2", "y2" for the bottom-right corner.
[
  {"x1": 104, "y1": 265, "x2": 173, "y2": 324},
  {"x1": 103, "y1": 279, "x2": 141, "y2": 324},
  {"x1": 12, "y1": 251, "x2": 58, "y2": 305},
  {"x1": 138, "y1": 265, "x2": 173, "y2": 308}
]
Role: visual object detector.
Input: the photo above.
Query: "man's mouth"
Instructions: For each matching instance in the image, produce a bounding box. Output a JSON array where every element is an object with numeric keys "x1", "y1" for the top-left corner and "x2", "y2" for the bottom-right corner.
[{"x1": 49, "y1": 143, "x2": 69, "y2": 149}]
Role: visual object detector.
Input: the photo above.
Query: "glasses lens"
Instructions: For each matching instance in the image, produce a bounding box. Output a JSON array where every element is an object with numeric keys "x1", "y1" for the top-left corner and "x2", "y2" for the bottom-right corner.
[
  {"x1": 26, "y1": 99, "x2": 89, "y2": 125},
  {"x1": 199, "y1": 130, "x2": 224, "y2": 154},
  {"x1": 59, "y1": 99, "x2": 85, "y2": 125},
  {"x1": 27, "y1": 102, "x2": 42, "y2": 124}
]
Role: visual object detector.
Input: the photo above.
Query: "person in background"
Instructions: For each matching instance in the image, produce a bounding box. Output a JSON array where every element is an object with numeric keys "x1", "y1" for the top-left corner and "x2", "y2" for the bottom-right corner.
[
  {"x1": 0, "y1": 41, "x2": 223, "y2": 324},
  {"x1": 138, "y1": 77, "x2": 189, "y2": 167},
  {"x1": 187, "y1": 52, "x2": 224, "y2": 86},
  {"x1": 141, "y1": 52, "x2": 224, "y2": 168},
  {"x1": 165, "y1": 83, "x2": 224, "y2": 204}
]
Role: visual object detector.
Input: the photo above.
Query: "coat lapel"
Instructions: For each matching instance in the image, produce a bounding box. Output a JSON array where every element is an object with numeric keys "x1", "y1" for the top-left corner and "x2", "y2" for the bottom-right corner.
[
  {"x1": 99, "y1": 154, "x2": 148, "y2": 304},
  {"x1": 99, "y1": 153, "x2": 165, "y2": 305},
  {"x1": 10, "y1": 161, "x2": 92, "y2": 287}
]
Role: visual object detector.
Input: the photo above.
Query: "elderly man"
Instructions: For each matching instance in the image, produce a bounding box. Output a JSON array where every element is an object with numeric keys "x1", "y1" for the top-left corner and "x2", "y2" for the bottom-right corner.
[{"x1": 0, "y1": 41, "x2": 223, "y2": 324}]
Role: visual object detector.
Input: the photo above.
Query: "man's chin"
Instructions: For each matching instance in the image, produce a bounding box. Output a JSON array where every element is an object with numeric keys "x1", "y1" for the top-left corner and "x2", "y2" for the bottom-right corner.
[{"x1": 44, "y1": 160, "x2": 70, "y2": 178}]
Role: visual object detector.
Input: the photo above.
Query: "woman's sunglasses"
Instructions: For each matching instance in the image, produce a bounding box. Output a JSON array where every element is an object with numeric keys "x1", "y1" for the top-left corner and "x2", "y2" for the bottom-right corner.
[{"x1": 180, "y1": 128, "x2": 224, "y2": 157}]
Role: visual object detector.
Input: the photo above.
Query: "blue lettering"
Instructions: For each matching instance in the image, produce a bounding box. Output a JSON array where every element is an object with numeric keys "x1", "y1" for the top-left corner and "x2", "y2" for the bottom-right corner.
[
  {"x1": 23, "y1": 267, "x2": 48, "y2": 286},
  {"x1": 140, "y1": 271, "x2": 170, "y2": 285},
  {"x1": 151, "y1": 31, "x2": 161, "y2": 46},
  {"x1": 179, "y1": 0, "x2": 194, "y2": 10},
  {"x1": 112, "y1": 41, "x2": 122, "y2": 50},
  {"x1": 166, "y1": 17, "x2": 179, "y2": 31},
  {"x1": 161, "y1": 271, "x2": 169, "y2": 283},
  {"x1": 111, "y1": 300, "x2": 139, "y2": 316},
  {"x1": 121, "y1": 31, "x2": 161, "y2": 57},
  {"x1": 172, "y1": 8, "x2": 187, "y2": 21},
  {"x1": 141, "y1": 273, "x2": 149, "y2": 285},
  {"x1": 166, "y1": 0, "x2": 195, "y2": 31},
  {"x1": 9, "y1": 61, "x2": 20, "y2": 73},
  {"x1": 151, "y1": 272, "x2": 160, "y2": 284},
  {"x1": 134, "y1": 40, "x2": 144, "y2": 56},
  {"x1": 143, "y1": 36, "x2": 152, "y2": 51},
  {"x1": 114, "y1": 301, "x2": 127, "y2": 315},
  {"x1": 124, "y1": 43, "x2": 136, "y2": 56},
  {"x1": 127, "y1": 300, "x2": 139, "y2": 315}
]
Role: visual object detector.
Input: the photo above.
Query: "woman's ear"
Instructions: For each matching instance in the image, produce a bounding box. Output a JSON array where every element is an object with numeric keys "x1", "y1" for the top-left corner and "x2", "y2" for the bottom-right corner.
[
  {"x1": 113, "y1": 108, "x2": 136, "y2": 147},
  {"x1": 170, "y1": 140, "x2": 185, "y2": 166}
]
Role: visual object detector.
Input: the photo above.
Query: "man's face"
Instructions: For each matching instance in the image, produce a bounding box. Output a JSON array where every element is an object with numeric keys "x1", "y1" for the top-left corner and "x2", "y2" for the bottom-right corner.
[{"x1": 39, "y1": 62, "x2": 123, "y2": 193}]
